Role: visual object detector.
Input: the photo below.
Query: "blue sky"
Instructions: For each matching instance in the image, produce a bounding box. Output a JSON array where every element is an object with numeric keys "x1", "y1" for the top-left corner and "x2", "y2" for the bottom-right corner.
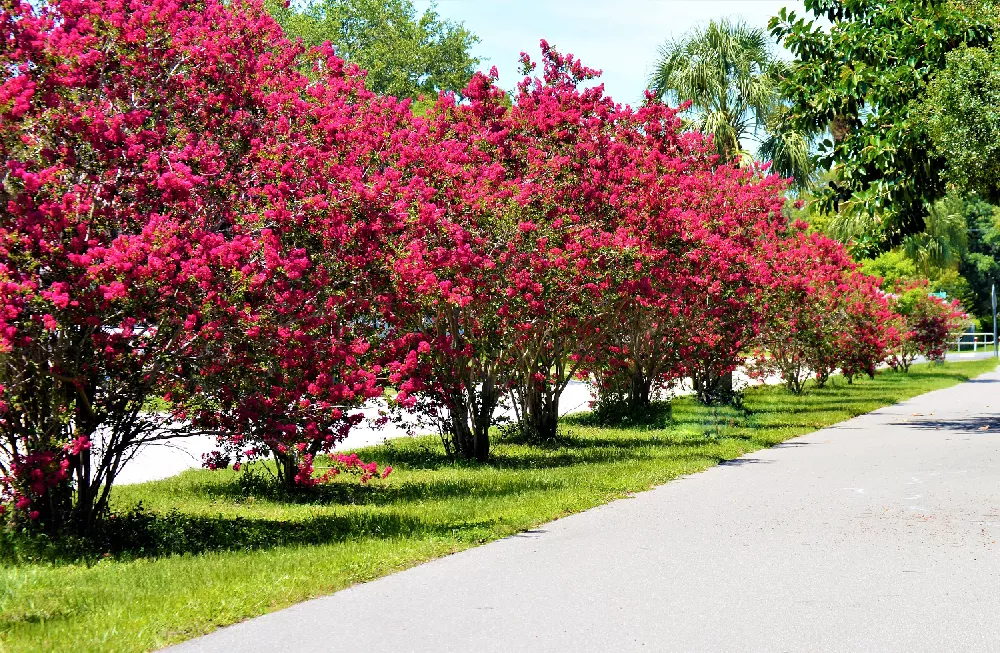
[{"x1": 413, "y1": 0, "x2": 807, "y2": 107}]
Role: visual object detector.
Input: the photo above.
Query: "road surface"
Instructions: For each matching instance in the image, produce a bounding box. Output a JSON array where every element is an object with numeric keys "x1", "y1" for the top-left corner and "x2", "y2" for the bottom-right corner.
[{"x1": 166, "y1": 365, "x2": 1000, "y2": 652}]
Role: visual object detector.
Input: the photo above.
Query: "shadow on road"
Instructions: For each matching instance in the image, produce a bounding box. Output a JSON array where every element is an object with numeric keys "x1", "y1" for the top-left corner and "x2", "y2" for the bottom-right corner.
[
  {"x1": 903, "y1": 416, "x2": 999, "y2": 434},
  {"x1": 718, "y1": 458, "x2": 772, "y2": 467}
]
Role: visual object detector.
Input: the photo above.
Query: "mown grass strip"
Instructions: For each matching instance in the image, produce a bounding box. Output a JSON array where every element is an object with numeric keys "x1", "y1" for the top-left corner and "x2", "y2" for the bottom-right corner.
[{"x1": 1, "y1": 359, "x2": 996, "y2": 653}]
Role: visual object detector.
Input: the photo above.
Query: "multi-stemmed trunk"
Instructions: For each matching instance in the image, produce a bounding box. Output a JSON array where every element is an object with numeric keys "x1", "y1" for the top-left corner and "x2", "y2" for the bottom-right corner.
[
  {"x1": 518, "y1": 380, "x2": 560, "y2": 441},
  {"x1": 629, "y1": 367, "x2": 652, "y2": 410},
  {"x1": 446, "y1": 373, "x2": 499, "y2": 462},
  {"x1": 691, "y1": 367, "x2": 735, "y2": 405},
  {"x1": 511, "y1": 333, "x2": 593, "y2": 442}
]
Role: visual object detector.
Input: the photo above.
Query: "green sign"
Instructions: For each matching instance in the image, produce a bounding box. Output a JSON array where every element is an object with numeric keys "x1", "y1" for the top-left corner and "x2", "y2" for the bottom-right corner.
[{"x1": 929, "y1": 291, "x2": 947, "y2": 299}]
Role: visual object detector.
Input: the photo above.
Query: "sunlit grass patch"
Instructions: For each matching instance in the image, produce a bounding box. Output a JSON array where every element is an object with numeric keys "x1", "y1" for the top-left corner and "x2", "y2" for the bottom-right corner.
[{"x1": 1, "y1": 359, "x2": 995, "y2": 653}]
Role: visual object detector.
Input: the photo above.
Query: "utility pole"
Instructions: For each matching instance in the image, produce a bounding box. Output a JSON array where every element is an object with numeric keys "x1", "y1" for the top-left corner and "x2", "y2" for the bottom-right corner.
[{"x1": 993, "y1": 283, "x2": 997, "y2": 359}]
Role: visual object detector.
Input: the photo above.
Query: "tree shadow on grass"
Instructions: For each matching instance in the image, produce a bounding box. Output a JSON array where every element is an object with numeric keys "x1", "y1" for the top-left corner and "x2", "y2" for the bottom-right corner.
[
  {"x1": 363, "y1": 434, "x2": 678, "y2": 473},
  {"x1": 10, "y1": 443, "x2": 749, "y2": 564},
  {"x1": 191, "y1": 470, "x2": 568, "y2": 507},
  {"x1": 171, "y1": 430, "x2": 742, "y2": 512},
  {"x1": 744, "y1": 398, "x2": 895, "y2": 414},
  {"x1": 0, "y1": 506, "x2": 498, "y2": 565},
  {"x1": 561, "y1": 401, "x2": 674, "y2": 430}
]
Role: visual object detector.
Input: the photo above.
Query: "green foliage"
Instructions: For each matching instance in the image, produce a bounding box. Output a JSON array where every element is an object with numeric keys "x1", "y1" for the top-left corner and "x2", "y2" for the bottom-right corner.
[
  {"x1": 923, "y1": 45, "x2": 1000, "y2": 201},
  {"x1": 903, "y1": 194, "x2": 968, "y2": 275},
  {"x1": 1, "y1": 361, "x2": 994, "y2": 652},
  {"x1": 858, "y1": 249, "x2": 918, "y2": 288},
  {"x1": 928, "y1": 268, "x2": 978, "y2": 316},
  {"x1": 266, "y1": 0, "x2": 480, "y2": 99},
  {"x1": 771, "y1": 0, "x2": 994, "y2": 247},
  {"x1": 892, "y1": 284, "x2": 931, "y2": 318},
  {"x1": 959, "y1": 197, "x2": 1000, "y2": 320},
  {"x1": 859, "y1": 195, "x2": 993, "y2": 319},
  {"x1": 648, "y1": 19, "x2": 814, "y2": 185}
]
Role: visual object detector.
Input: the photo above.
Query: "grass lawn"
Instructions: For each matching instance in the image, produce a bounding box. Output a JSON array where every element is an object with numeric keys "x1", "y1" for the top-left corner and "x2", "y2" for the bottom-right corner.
[{"x1": 1, "y1": 359, "x2": 996, "y2": 653}]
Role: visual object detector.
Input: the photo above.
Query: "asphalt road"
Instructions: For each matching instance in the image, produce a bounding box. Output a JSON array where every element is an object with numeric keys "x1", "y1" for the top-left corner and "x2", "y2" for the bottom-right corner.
[{"x1": 168, "y1": 366, "x2": 1000, "y2": 653}]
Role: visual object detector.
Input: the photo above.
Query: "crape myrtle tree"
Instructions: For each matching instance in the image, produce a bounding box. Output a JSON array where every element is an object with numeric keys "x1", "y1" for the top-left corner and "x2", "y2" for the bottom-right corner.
[
  {"x1": 836, "y1": 274, "x2": 903, "y2": 383},
  {"x1": 386, "y1": 70, "x2": 516, "y2": 461},
  {"x1": 596, "y1": 155, "x2": 793, "y2": 408},
  {"x1": 0, "y1": 0, "x2": 398, "y2": 531},
  {"x1": 889, "y1": 283, "x2": 969, "y2": 371},
  {"x1": 672, "y1": 164, "x2": 789, "y2": 404},
  {"x1": 193, "y1": 42, "x2": 416, "y2": 488},
  {"x1": 400, "y1": 44, "x2": 653, "y2": 447},
  {"x1": 499, "y1": 44, "x2": 647, "y2": 441},
  {"x1": 584, "y1": 101, "x2": 696, "y2": 414},
  {"x1": 754, "y1": 231, "x2": 854, "y2": 392},
  {"x1": 752, "y1": 230, "x2": 899, "y2": 392}
]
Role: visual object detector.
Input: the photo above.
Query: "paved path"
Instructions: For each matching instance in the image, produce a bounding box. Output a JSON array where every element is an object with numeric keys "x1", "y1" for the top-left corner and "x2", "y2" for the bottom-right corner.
[{"x1": 168, "y1": 365, "x2": 1000, "y2": 652}]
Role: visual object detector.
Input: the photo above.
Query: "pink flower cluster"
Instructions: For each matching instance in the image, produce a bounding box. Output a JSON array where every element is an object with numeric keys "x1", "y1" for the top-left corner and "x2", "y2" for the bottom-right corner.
[
  {"x1": 2, "y1": 436, "x2": 89, "y2": 521},
  {"x1": 749, "y1": 231, "x2": 907, "y2": 392}
]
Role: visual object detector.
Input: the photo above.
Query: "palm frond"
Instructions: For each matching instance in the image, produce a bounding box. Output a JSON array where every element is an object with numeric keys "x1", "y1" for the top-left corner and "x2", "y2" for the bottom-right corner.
[
  {"x1": 829, "y1": 201, "x2": 878, "y2": 242},
  {"x1": 647, "y1": 18, "x2": 815, "y2": 174},
  {"x1": 758, "y1": 129, "x2": 814, "y2": 185}
]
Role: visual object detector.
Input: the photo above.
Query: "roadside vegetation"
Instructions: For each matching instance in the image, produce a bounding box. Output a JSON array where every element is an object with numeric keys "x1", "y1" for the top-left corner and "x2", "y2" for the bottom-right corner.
[{"x1": 4, "y1": 1, "x2": 1000, "y2": 652}]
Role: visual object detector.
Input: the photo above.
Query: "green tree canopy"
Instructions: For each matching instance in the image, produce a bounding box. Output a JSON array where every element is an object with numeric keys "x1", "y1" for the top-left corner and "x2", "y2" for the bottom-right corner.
[
  {"x1": 923, "y1": 44, "x2": 1000, "y2": 202},
  {"x1": 648, "y1": 19, "x2": 814, "y2": 185},
  {"x1": 267, "y1": 0, "x2": 480, "y2": 100},
  {"x1": 958, "y1": 197, "x2": 1000, "y2": 320},
  {"x1": 770, "y1": 0, "x2": 993, "y2": 250},
  {"x1": 859, "y1": 196, "x2": 996, "y2": 322}
]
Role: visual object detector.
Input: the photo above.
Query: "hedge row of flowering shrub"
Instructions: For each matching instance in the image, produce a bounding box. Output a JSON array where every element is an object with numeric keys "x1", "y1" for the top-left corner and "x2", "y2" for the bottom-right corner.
[{"x1": 0, "y1": 0, "x2": 967, "y2": 533}]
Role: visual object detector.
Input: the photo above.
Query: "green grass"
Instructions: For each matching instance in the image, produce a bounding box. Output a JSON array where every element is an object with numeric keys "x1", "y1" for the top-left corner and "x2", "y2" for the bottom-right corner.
[{"x1": 1, "y1": 359, "x2": 996, "y2": 653}]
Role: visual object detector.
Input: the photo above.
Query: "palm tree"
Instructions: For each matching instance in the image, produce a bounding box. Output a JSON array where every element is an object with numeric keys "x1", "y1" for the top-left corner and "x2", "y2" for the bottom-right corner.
[
  {"x1": 648, "y1": 19, "x2": 813, "y2": 185},
  {"x1": 903, "y1": 194, "x2": 969, "y2": 275}
]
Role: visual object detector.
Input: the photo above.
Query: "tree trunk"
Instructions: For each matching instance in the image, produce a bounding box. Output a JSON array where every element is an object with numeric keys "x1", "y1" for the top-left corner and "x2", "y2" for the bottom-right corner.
[
  {"x1": 628, "y1": 368, "x2": 652, "y2": 411},
  {"x1": 522, "y1": 384, "x2": 559, "y2": 441},
  {"x1": 694, "y1": 369, "x2": 734, "y2": 405},
  {"x1": 276, "y1": 451, "x2": 298, "y2": 489},
  {"x1": 447, "y1": 380, "x2": 497, "y2": 461},
  {"x1": 719, "y1": 370, "x2": 733, "y2": 399}
]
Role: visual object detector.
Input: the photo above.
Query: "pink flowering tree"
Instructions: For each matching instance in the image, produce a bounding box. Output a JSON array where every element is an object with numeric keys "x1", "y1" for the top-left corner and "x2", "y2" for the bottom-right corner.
[
  {"x1": 603, "y1": 154, "x2": 790, "y2": 407},
  {"x1": 752, "y1": 231, "x2": 855, "y2": 392},
  {"x1": 889, "y1": 283, "x2": 969, "y2": 371},
  {"x1": 752, "y1": 231, "x2": 902, "y2": 392},
  {"x1": 0, "y1": 0, "x2": 396, "y2": 531},
  {"x1": 385, "y1": 71, "x2": 517, "y2": 460},
  {"x1": 666, "y1": 165, "x2": 789, "y2": 404},
  {"x1": 396, "y1": 45, "x2": 654, "y2": 448},
  {"x1": 188, "y1": 41, "x2": 417, "y2": 488},
  {"x1": 496, "y1": 44, "x2": 652, "y2": 440},
  {"x1": 836, "y1": 273, "x2": 903, "y2": 383},
  {"x1": 585, "y1": 102, "x2": 790, "y2": 410}
]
